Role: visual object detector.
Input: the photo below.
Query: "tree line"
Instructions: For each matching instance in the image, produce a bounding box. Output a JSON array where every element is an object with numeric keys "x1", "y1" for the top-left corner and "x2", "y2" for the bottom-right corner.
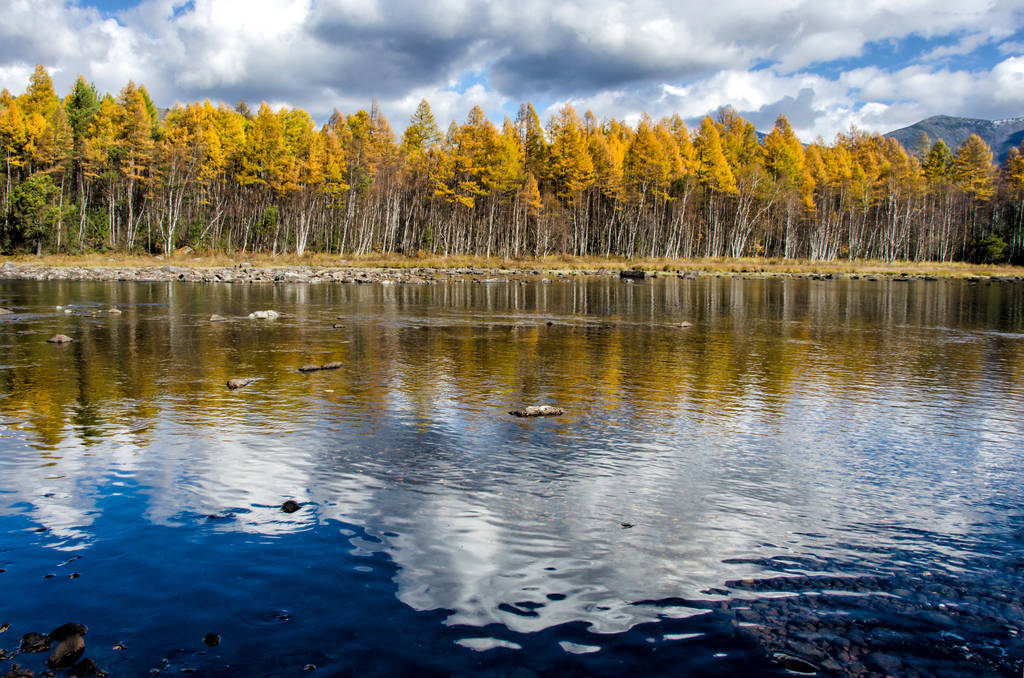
[{"x1": 2, "y1": 65, "x2": 1023, "y2": 263}]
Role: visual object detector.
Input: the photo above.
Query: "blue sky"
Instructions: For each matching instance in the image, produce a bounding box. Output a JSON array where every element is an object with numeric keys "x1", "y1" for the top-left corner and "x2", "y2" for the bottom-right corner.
[{"x1": 2, "y1": 0, "x2": 1022, "y2": 140}]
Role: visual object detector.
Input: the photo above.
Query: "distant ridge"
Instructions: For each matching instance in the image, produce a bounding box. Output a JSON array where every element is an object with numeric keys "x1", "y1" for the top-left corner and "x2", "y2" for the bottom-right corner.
[{"x1": 885, "y1": 114, "x2": 1024, "y2": 163}]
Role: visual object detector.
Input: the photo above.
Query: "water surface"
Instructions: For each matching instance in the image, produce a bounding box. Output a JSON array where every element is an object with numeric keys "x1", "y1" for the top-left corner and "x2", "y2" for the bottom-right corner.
[{"x1": 1, "y1": 276, "x2": 1022, "y2": 677}]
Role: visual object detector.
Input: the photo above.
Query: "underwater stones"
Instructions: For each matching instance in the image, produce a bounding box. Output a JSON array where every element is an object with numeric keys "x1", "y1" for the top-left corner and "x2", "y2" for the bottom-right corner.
[
  {"x1": 281, "y1": 500, "x2": 301, "y2": 513},
  {"x1": 67, "y1": 658, "x2": 100, "y2": 677},
  {"x1": 248, "y1": 310, "x2": 280, "y2": 319},
  {"x1": 46, "y1": 633, "x2": 85, "y2": 670},
  {"x1": 46, "y1": 334, "x2": 73, "y2": 344},
  {"x1": 770, "y1": 653, "x2": 819, "y2": 674},
  {"x1": 20, "y1": 632, "x2": 52, "y2": 653},
  {"x1": 509, "y1": 405, "x2": 564, "y2": 417}
]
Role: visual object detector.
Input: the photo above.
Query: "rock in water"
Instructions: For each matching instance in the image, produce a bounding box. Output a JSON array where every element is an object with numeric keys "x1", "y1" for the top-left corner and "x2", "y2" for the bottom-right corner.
[
  {"x1": 67, "y1": 658, "x2": 100, "y2": 677},
  {"x1": 298, "y1": 364, "x2": 321, "y2": 373},
  {"x1": 226, "y1": 378, "x2": 255, "y2": 390},
  {"x1": 47, "y1": 634, "x2": 85, "y2": 669},
  {"x1": 3, "y1": 665, "x2": 35, "y2": 678},
  {"x1": 509, "y1": 406, "x2": 564, "y2": 417},
  {"x1": 203, "y1": 633, "x2": 220, "y2": 647},
  {"x1": 281, "y1": 500, "x2": 301, "y2": 513},
  {"x1": 20, "y1": 632, "x2": 52, "y2": 652},
  {"x1": 619, "y1": 269, "x2": 646, "y2": 279},
  {"x1": 46, "y1": 334, "x2": 73, "y2": 344},
  {"x1": 321, "y1": 361, "x2": 343, "y2": 370},
  {"x1": 0, "y1": 308, "x2": 12, "y2": 314},
  {"x1": 248, "y1": 310, "x2": 280, "y2": 319},
  {"x1": 209, "y1": 314, "x2": 228, "y2": 322},
  {"x1": 107, "y1": 308, "x2": 122, "y2": 314},
  {"x1": 49, "y1": 623, "x2": 88, "y2": 641}
]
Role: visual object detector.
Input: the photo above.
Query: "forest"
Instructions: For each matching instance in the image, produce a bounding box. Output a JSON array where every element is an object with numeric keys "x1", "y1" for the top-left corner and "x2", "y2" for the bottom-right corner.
[{"x1": 2, "y1": 65, "x2": 1023, "y2": 264}]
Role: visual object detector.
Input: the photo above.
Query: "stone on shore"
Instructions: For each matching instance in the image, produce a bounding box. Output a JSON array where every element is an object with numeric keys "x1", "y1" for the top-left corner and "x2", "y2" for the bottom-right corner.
[
  {"x1": 47, "y1": 334, "x2": 73, "y2": 344},
  {"x1": 226, "y1": 378, "x2": 255, "y2": 390},
  {"x1": 509, "y1": 405, "x2": 564, "y2": 417},
  {"x1": 248, "y1": 310, "x2": 280, "y2": 319}
]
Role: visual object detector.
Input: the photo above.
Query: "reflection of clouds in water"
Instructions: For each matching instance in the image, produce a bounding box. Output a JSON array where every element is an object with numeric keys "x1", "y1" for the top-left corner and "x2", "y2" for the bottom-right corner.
[{"x1": 0, "y1": 423, "x2": 147, "y2": 545}]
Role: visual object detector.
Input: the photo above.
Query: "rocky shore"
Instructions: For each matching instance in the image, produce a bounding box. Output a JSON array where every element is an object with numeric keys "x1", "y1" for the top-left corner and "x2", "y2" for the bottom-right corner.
[{"x1": 1, "y1": 260, "x2": 1021, "y2": 285}]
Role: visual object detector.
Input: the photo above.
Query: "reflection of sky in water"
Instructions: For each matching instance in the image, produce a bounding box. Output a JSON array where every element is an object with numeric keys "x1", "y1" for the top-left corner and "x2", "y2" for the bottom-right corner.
[{"x1": 1, "y1": 277, "x2": 1023, "y2": 669}]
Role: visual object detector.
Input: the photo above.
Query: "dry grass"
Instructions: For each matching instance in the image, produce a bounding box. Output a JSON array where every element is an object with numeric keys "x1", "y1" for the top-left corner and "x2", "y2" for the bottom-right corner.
[{"x1": 3, "y1": 251, "x2": 1022, "y2": 278}]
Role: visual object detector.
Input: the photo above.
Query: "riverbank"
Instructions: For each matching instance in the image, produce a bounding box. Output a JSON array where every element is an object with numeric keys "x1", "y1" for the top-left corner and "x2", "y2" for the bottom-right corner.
[{"x1": 1, "y1": 253, "x2": 1022, "y2": 284}]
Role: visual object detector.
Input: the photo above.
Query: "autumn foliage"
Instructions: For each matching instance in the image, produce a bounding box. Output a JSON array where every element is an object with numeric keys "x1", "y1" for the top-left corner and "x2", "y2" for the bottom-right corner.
[{"x1": 1, "y1": 65, "x2": 1021, "y2": 263}]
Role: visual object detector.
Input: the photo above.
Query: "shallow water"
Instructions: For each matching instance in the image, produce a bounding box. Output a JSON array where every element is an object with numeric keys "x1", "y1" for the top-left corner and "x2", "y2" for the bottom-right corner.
[{"x1": 0, "y1": 276, "x2": 1022, "y2": 677}]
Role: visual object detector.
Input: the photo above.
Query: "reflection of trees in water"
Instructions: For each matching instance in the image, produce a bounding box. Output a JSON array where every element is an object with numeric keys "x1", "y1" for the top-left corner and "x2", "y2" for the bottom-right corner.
[{"x1": 0, "y1": 278, "x2": 1021, "y2": 450}]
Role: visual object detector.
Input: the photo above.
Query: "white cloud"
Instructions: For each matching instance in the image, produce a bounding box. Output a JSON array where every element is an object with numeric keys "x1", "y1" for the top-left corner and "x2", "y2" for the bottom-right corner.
[{"x1": 0, "y1": 0, "x2": 1022, "y2": 142}]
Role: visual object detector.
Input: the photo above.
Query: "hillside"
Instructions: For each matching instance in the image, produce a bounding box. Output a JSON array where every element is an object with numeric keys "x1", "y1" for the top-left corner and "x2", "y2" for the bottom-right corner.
[{"x1": 886, "y1": 115, "x2": 1024, "y2": 163}]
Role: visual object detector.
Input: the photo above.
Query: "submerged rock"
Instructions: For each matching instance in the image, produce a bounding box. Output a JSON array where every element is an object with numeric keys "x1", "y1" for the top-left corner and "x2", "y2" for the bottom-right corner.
[
  {"x1": 509, "y1": 405, "x2": 564, "y2": 417},
  {"x1": 281, "y1": 500, "x2": 301, "y2": 513},
  {"x1": 46, "y1": 334, "x2": 73, "y2": 344},
  {"x1": 67, "y1": 658, "x2": 100, "y2": 677},
  {"x1": 226, "y1": 378, "x2": 255, "y2": 390},
  {"x1": 771, "y1": 653, "x2": 819, "y2": 674},
  {"x1": 20, "y1": 632, "x2": 52, "y2": 652},
  {"x1": 248, "y1": 310, "x2": 280, "y2": 319},
  {"x1": 46, "y1": 634, "x2": 85, "y2": 669}
]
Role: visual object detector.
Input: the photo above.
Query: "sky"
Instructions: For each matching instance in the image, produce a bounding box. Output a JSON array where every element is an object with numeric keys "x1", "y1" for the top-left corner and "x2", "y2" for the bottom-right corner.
[{"x1": 1, "y1": 0, "x2": 1023, "y2": 141}]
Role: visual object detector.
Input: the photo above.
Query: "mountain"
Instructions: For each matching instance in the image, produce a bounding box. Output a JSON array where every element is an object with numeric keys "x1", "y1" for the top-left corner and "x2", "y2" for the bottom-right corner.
[{"x1": 886, "y1": 115, "x2": 1024, "y2": 164}]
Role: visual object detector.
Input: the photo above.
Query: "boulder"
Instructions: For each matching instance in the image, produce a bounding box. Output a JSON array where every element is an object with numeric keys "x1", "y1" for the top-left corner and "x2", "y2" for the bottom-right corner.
[
  {"x1": 248, "y1": 310, "x2": 280, "y2": 319},
  {"x1": 619, "y1": 269, "x2": 646, "y2": 280},
  {"x1": 203, "y1": 633, "x2": 221, "y2": 647},
  {"x1": 47, "y1": 634, "x2": 85, "y2": 669},
  {"x1": 107, "y1": 308, "x2": 122, "y2": 314},
  {"x1": 321, "y1": 361, "x2": 343, "y2": 370},
  {"x1": 209, "y1": 314, "x2": 229, "y2": 322},
  {"x1": 0, "y1": 308, "x2": 12, "y2": 314},
  {"x1": 20, "y1": 632, "x2": 52, "y2": 653},
  {"x1": 226, "y1": 378, "x2": 255, "y2": 390},
  {"x1": 49, "y1": 623, "x2": 87, "y2": 641},
  {"x1": 509, "y1": 405, "x2": 564, "y2": 417},
  {"x1": 67, "y1": 658, "x2": 100, "y2": 677},
  {"x1": 298, "y1": 364, "x2": 321, "y2": 373},
  {"x1": 46, "y1": 334, "x2": 73, "y2": 344},
  {"x1": 281, "y1": 500, "x2": 301, "y2": 513},
  {"x1": 2, "y1": 665, "x2": 35, "y2": 678}
]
